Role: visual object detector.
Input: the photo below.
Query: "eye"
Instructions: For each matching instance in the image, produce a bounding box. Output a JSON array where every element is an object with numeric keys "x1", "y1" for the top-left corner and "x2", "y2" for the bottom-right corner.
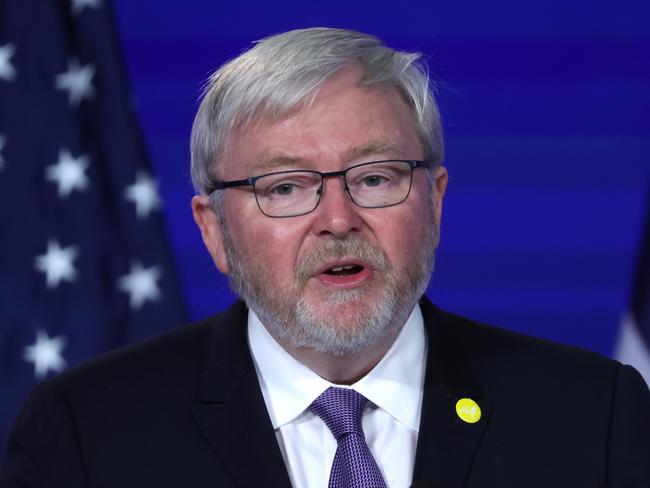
[
  {"x1": 271, "y1": 183, "x2": 296, "y2": 195},
  {"x1": 256, "y1": 171, "x2": 320, "y2": 199},
  {"x1": 361, "y1": 175, "x2": 386, "y2": 187}
]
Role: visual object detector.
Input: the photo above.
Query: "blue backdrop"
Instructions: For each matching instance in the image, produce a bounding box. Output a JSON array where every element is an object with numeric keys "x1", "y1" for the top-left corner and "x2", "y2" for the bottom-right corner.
[{"x1": 111, "y1": 0, "x2": 650, "y2": 356}]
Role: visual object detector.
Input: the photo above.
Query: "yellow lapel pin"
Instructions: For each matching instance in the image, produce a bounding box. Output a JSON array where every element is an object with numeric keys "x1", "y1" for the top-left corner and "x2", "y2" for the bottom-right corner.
[{"x1": 456, "y1": 398, "x2": 481, "y2": 424}]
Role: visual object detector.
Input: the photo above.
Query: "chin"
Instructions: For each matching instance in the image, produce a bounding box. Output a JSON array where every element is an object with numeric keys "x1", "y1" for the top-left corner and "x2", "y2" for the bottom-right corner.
[
  {"x1": 286, "y1": 288, "x2": 400, "y2": 356},
  {"x1": 304, "y1": 288, "x2": 384, "y2": 321}
]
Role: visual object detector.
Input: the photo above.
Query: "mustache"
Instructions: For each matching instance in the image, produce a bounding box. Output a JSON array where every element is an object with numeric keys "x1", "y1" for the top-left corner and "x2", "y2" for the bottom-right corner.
[{"x1": 294, "y1": 237, "x2": 391, "y2": 282}]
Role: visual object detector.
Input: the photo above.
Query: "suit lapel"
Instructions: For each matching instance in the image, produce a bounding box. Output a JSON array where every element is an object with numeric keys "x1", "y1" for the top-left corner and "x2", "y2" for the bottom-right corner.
[
  {"x1": 191, "y1": 302, "x2": 292, "y2": 488},
  {"x1": 412, "y1": 299, "x2": 492, "y2": 488}
]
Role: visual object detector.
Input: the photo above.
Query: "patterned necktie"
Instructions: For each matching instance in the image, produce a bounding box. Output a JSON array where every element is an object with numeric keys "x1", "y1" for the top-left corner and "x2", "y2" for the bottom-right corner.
[{"x1": 310, "y1": 387, "x2": 387, "y2": 488}]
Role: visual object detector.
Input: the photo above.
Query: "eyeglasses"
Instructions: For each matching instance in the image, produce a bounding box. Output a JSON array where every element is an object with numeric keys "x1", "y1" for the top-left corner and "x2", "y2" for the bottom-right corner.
[{"x1": 207, "y1": 159, "x2": 431, "y2": 218}]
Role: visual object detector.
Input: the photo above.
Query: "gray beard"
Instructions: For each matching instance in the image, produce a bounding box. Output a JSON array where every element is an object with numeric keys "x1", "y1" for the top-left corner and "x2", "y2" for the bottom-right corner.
[{"x1": 219, "y1": 209, "x2": 437, "y2": 356}]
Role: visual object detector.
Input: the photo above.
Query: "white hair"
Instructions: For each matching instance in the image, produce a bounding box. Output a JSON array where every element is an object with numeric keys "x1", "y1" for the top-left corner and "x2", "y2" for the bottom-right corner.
[{"x1": 190, "y1": 27, "x2": 444, "y2": 194}]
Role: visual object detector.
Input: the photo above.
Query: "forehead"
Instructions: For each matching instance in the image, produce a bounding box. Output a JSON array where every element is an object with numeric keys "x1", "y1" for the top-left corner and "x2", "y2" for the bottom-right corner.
[{"x1": 222, "y1": 67, "x2": 422, "y2": 177}]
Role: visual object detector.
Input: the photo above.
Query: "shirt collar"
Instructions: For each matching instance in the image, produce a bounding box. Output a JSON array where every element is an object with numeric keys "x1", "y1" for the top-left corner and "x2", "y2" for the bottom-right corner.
[{"x1": 248, "y1": 304, "x2": 427, "y2": 432}]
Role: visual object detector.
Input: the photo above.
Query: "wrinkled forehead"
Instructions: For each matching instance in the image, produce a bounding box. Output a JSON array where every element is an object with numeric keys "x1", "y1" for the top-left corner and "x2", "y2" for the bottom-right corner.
[{"x1": 218, "y1": 76, "x2": 422, "y2": 174}]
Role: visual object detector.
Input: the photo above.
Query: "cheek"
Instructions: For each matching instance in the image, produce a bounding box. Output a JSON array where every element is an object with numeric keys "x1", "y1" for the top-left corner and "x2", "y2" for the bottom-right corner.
[
  {"x1": 238, "y1": 217, "x2": 309, "y2": 275},
  {"x1": 372, "y1": 195, "x2": 433, "y2": 266},
  {"x1": 267, "y1": 226, "x2": 301, "y2": 262},
  {"x1": 367, "y1": 209, "x2": 417, "y2": 259}
]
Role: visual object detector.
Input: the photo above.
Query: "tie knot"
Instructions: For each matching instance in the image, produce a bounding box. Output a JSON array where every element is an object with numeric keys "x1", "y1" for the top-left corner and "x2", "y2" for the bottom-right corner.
[{"x1": 310, "y1": 387, "x2": 367, "y2": 441}]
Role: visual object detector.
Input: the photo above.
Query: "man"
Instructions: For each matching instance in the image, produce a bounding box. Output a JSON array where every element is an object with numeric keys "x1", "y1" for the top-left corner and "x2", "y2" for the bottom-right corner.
[{"x1": 1, "y1": 27, "x2": 649, "y2": 488}]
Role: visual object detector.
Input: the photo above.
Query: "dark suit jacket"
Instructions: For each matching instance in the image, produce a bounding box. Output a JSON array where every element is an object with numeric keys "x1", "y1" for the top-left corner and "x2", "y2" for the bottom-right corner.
[{"x1": 1, "y1": 299, "x2": 649, "y2": 487}]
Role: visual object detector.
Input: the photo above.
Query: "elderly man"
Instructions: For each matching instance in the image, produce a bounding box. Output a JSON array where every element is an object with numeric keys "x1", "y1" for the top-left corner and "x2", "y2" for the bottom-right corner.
[{"x1": 2, "y1": 28, "x2": 649, "y2": 488}]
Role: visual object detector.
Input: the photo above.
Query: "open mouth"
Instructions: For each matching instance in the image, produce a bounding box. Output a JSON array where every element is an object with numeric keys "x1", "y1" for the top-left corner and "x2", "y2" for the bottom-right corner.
[
  {"x1": 316, "y1": 261, "x2": 371, "y2": 287},
  {"x1": 323, "y1": 264, "x2": 365, "y2": 276}
]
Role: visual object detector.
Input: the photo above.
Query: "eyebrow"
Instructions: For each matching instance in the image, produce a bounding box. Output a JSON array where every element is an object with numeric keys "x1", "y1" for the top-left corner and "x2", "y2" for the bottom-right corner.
[
  {"x1": 249, "y1": 154, "x2": 308, "y2": 174},
  {"x1": 342, "y1": 141, "x2": 406, "y2": 162},
  {"x1": 249, "y1": 139, "x2": 408, "y2": 175}
]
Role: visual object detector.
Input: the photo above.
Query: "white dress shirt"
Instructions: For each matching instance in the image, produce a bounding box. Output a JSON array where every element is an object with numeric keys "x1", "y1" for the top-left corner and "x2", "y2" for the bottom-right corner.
[{"x1": 248, "y1": 305, "x2": 428, "y2": 488}]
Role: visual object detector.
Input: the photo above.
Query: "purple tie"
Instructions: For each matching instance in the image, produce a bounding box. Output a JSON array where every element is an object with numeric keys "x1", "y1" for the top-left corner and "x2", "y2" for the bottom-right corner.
[{"x1": 310, "y1": 387, "x2": 387, "y2": 488}]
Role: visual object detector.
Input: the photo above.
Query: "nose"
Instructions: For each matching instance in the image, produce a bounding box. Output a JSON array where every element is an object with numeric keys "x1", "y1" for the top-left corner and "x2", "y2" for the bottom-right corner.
[{"x1": 312, "y1": 176, "x2": 362, "y2": 238}]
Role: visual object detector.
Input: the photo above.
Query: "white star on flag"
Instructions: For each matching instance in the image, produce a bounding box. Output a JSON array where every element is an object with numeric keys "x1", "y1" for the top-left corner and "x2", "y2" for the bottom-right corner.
[
  {"x1": 34, "y1": 240, "x2": 79, "y2": 288},
  {"x1": 24, "y1": 330, "x2": 67, "y2": 379},
  {"x1": 0, "y1": 134, "x2": 6, "y2": 171},
  {"x1": 118, "y1": 261, "x2": 162, "y2": 309},
  {"x1": 55, "y1": 59, "x2": 95, "y2": 106},
  {"x1": 0, "y1": 43, "x2": 17, "y2": 82},
  {"x1": 125, "y1": 171, "x2": 162, "y2": 218},
  {"x1": 70, "y1": 0, "x2": 102, "y2": 15},
  {"x1": 45, "y1": 149, "x2": 90, "y2": 197}
]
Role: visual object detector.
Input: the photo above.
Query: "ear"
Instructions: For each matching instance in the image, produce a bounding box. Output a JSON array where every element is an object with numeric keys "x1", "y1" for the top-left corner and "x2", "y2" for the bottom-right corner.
[
  {"x1": 432, "y1": 165, "x2": 448, "y2": 228},
  {"x1": 191, "y1": 195, "x2": 230, "y2": 274}
]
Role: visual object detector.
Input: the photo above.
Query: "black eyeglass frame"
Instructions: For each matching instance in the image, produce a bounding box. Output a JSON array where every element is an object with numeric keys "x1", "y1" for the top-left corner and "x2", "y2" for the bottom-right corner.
[{"x1": 207, "y1": 159, "x2": 431, "y2": 218}]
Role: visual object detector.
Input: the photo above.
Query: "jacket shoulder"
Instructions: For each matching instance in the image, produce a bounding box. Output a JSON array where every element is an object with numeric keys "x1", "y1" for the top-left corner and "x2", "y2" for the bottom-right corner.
[
  {"x1": 47, "y1": 301, "x2": 247, "y2": 403},
  {"x1": 423, "y1": 302, "x2": 624, "y2": 388}
]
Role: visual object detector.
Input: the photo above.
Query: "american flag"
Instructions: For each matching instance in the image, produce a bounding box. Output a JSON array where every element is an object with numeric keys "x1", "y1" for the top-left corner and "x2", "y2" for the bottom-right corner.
[
  {"x1": 0, "y1": 0, "x2": 187, "y2": 463},
  {"x1": 615, "y1": 189, "x2": 650, "y2": 385}
]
